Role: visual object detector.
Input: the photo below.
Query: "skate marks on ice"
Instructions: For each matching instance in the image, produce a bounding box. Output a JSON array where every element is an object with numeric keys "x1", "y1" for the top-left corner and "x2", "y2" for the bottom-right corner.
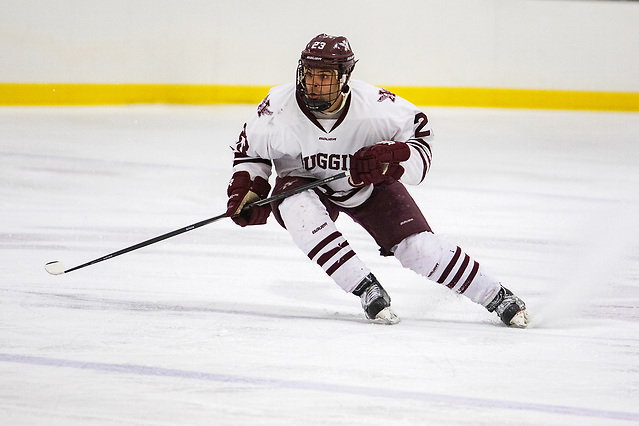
[
  {"x1": 1, "y1": 353, "x2": 638, "y2": 423},
  {"x1": 3, "y1": 107, "x2": 639, "y2": 425},
  {"x1": 1, "y1": 288, "x2": 369, "y2": 324},
  {"x1": 531, "y1": 206, "x2": 639, "y2": 328}
]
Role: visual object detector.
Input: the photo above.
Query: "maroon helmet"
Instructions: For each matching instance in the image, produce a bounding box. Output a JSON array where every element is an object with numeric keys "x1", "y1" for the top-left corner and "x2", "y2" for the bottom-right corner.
[{"x1": 296, "y1": 34, "x2": 357, "y2": 111}]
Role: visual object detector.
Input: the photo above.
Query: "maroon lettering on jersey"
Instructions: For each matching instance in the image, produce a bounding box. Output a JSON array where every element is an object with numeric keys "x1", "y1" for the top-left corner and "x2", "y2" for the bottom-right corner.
[
  {"x1": 302, "y1": 152, "x2": 350, "y2": 171},
  {"x1": 302, "y1": 155, "x2": 316, "y2": 170},
  {"x1": 233, "y1": 123, "x2": 250, "y2": 155},
  {"x1": 414, "y1": 112, "x2": 430, "y2": 137},
  {"x1": 257, "y1": 96, "x2": 273, "y2": 117},
  {"x1": 377, "y1": 89, "x2": 396, "y2": 103}
]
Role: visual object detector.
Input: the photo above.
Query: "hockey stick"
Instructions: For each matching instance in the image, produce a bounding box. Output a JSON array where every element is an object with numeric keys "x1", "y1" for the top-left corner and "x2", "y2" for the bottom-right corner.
[{"x1": 44, "y1": 171, "x2": 348, "y2": 275}]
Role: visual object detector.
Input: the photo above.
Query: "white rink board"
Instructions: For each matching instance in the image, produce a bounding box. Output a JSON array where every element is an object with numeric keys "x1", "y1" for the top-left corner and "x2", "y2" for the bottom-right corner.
[{"x1": 1, "y1": 0, "x2": 639, "y2": 91}]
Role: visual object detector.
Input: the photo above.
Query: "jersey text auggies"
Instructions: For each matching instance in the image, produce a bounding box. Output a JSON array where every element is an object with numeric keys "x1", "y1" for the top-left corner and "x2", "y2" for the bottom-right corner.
[{"x1": 302, "y1": 153, "x2": 350, "y2": 171}]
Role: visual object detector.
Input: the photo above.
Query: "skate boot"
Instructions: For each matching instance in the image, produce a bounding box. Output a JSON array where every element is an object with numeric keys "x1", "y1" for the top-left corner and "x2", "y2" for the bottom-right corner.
[
  {"x1": 352, "y1": 273, "x2": 400, "y2": 324},
  {"x1": 486, "y1": 286, "x2": 529, "y2": 328}
]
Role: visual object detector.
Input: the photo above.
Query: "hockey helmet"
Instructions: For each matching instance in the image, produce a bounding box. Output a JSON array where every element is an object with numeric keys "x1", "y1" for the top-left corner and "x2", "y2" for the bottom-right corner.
[{"x1": 296, "y1": 33, "x2": 357, "y2": 111}]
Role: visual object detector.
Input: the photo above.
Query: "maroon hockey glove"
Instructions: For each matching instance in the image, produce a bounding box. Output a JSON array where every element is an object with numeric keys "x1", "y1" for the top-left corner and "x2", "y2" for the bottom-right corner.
[
  {"x1": 349, "y1": 141, "x2": 411, "y2": 186},
  {"x1": 226, "y1": 171, "x2": 272, "y2": 227}
]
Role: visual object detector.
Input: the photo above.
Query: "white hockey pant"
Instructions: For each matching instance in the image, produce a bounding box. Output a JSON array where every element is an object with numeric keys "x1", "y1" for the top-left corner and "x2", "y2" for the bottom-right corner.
[
  {"x1": 278, "y1": 190, "x2": 370, "y2": 293},
  {"x1": 393, "y1": 231, "x2": 501, "y2": 307},
  {"x1": 279, "y1": 191, "x2": 501, "y2": 307}
]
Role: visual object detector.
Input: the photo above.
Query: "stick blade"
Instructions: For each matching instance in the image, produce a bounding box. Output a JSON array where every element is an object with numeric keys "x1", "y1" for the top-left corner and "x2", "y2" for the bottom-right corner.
[{"x1": 45, "y1": 261, "x2": 65, "y2": 275}]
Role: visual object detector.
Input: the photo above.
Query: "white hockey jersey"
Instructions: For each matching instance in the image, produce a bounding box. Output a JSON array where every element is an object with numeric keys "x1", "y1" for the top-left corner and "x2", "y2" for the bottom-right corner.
[{"x1": 231, "y1": 79, "x2": 433, "y2": 208}]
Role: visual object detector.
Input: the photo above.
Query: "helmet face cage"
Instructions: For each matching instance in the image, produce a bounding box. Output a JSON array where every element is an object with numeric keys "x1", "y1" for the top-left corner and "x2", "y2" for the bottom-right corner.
[
  {"x1": 296, "y1": 62, "x2": 352, "y2": 112},
  {"x1": 296, "y1": 34, "x2": 356, "y2": 112}
]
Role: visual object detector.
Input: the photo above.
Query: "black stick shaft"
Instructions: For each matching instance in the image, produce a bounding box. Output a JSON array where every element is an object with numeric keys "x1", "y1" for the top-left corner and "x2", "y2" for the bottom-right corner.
[
  {"x1": 63, "y1": 212, "x2": 228, "y2": 273},
  {"x1": 57, "y1": 172, "x2": 348, "y2": 274},
  {"x1": 252, "y1": 171, "x2": 347, "y2": 206}
]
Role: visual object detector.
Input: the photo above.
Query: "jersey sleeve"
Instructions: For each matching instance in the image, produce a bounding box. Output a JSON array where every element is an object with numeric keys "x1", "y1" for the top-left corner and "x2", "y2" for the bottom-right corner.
[
  {"x1": 400, "y1": 108, "x2": 433, "y2": 186},
  {"x1": 364, "y1": 84, "x2": 433, "y2": 186},
  {"x1": 231, "y1": 120, "x2": 273, "y2": 181},
  {"x1": 229, "y1": 84, "x2": 299, "y2": 182}
]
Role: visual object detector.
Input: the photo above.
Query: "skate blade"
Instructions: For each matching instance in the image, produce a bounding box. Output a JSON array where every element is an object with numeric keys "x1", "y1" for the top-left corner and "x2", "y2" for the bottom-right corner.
[
  {"x1": 509, "y1": 310, "x2": 529, "y2": 328},
  {"x1": 372, "y1": 307, "x2": 400, "y2": 325}
]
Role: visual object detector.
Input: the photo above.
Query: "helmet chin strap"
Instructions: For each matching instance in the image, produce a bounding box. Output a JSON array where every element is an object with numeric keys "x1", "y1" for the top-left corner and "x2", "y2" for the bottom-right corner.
[
  {"x1": 322, "y1": 87, "x2": 349, "y2": 114},
  {"x1": 333, "y1": 72, "x2": 352, "y2": 111},
  {"x1": 316, "y1": 73, "x2": 351, "y2": 114}
]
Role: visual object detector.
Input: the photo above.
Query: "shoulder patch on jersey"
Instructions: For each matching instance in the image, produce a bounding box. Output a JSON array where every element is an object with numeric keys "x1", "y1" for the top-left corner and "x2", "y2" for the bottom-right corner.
[
  {"x1": 377, "y1": 89, "x2": 396, "y2": 103},
  {"x1": 233, "y1": 123, "x2": 249, "y2": 154},
  {"x1": 257, "y1": 95, "x2": 273, "y2": 117}
]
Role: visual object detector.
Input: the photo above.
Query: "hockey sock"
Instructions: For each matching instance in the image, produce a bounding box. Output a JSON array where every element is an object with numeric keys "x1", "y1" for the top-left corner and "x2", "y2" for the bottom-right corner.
[
  {"x1": 278, "y1": 190, "x2": 370, "y2": 293},
  {"x1": 393, "y1": 231, "x2": 500, "y2": 306}
]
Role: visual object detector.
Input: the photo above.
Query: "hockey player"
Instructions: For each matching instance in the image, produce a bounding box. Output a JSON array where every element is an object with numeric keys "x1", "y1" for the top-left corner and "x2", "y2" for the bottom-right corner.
[{"x1": 226, "y1": 33, "x2": 529, "y2": 327}]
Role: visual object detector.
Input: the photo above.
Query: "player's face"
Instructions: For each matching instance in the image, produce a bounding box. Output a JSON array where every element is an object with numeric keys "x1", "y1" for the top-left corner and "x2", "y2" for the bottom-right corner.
[{"x1": 303, "y1": 68, "x2": 342, "y2": 111}]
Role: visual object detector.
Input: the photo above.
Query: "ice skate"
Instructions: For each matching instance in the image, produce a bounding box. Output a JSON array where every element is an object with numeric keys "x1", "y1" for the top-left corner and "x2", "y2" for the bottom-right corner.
[
  {"x1": 486, "y1": 286, "x2": 529, "y2": 328},
  {"x1": 352, "y1": 274, "x2": 400, "y2": 325}
]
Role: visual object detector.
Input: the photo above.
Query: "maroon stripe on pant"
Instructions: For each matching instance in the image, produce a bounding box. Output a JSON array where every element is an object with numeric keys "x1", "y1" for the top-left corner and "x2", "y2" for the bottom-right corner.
[
  {"x1": 307, "y1": 231, "x2": 341, "y2": 260},
  {"x1": 326, "y1": 250, "x2": 356, "y2": 276},
  {"x1": 317, "y1": 241, "x2": 350, "y2": 267},
  {"x1": 458, "y1": 261, "x2": 479, "y2": 294},
  {"x1": 447, "y1": 254, "x2": 470, "y2": 289},
  {"x1": 437, "y1": 247, "x2": 461, "y2": 284}
]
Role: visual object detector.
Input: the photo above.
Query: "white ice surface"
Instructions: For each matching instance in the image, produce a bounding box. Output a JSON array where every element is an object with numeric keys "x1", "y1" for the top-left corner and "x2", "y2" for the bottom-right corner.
[{"x1": 1, "y1": 105, "x2": 638, "y2": 425}]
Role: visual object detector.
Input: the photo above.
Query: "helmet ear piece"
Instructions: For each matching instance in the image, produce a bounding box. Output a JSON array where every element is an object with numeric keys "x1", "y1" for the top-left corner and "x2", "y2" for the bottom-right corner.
[{"x1": 340, "y1": 61, "x2": 356, "y2": 93}]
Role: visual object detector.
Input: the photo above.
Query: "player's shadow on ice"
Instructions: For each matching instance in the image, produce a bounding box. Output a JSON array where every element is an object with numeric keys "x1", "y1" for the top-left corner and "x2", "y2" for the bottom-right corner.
[
  {"x1": 21, "y1": 290, "x2": 518, "y2": 327},
  {"x1": 22, "y1": 290, "x2": 372, "y2": 324}
]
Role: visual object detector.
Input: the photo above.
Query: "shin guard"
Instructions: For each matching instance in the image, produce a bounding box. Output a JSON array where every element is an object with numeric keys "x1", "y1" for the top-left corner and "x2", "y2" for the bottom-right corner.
[
  {"x1": 278, "y1": 190, "x2": 370, "y2": 293},
  {"x1": 394, "y1": 232, "x2": 500, "y2": 307}
]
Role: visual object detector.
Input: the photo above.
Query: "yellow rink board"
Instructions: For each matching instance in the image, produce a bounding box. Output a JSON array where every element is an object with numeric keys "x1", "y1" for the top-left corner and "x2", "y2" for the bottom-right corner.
[{"x1": 1, "y1": 83, "x2": 638, "y2": 111}]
